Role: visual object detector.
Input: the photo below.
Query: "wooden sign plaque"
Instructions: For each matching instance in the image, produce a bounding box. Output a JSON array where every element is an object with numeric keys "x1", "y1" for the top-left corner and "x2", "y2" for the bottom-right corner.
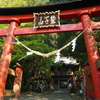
[{"x1": 34, "y1": 10, "x2": 60, "y2": 28}]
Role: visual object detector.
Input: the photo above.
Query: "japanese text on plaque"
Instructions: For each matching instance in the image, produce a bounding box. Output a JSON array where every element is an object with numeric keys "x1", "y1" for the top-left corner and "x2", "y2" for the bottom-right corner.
[{"x1": 34, "y1": 10, "x2": 60, "y2": 28}]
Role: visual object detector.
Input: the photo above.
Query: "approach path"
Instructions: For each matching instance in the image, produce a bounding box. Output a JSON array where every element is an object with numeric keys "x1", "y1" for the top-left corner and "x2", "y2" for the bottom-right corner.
[
  {"x1": 4, "y1": 89, "x2": 82, "y2": 100},
  {"x1": 20, "y1": 89, "x2": 81, "y2": 100}
]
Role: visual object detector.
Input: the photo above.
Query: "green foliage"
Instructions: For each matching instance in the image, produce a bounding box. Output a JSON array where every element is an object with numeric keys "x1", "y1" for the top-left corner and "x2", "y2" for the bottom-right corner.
[
  {"x1": 0, "y1": 24, "x2": 9, "y2": 30},
  {"x1": 0, "y1": 37, "x2": 5, "y2": 55},
  {"x1": 0, "y1": 0, "x2": 27, "y2": 7},
  {"x1": 26, "y1": 0, "x2": 49, "y2": 6},
  {"x1": 0, "y1": 0, "x2": 49, "y2": 7},
  {"x1": 11, "y1": 34, "x2": 55, "y2": 73},
  {"x1": 10, "y1": 34, "x2": 55, "y2": 90}
]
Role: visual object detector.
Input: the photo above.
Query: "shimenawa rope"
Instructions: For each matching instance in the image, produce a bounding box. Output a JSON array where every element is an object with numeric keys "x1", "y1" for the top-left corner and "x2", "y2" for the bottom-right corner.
[{"x1": 9, "y1": 26, "x2": 89, "y2": 58}]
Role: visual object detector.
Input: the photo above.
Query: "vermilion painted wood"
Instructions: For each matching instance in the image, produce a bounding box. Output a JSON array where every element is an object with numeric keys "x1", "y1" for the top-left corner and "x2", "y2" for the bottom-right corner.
[
  {"x1": 0, "y1": 21, "x2": 100, "y2": 36},
  {"x1": 12, "y1": 64, "x2": 23, "y2": 100},
  {"x1": 80, "y1": 12, "x2": 100, "y2": 99},
  {"x1": 0, "y1": 21, "x2": 19, "y2": 98},
  {"x1": 0, "y1": 6, "x2": 99, "y2": 24}
]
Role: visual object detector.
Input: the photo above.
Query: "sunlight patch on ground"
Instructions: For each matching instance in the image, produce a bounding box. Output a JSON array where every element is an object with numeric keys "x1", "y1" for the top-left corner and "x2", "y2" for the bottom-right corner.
[
  {"x1": 53, "y1": 90, "x2": 65, "y2": 93},
  {"x1": 35, "y1": 97, "x2": 48, "y2": 100}
]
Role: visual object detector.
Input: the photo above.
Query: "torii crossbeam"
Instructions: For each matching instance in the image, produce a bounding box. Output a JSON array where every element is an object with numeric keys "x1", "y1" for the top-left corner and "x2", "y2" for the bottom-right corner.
[{"x1": 0, "y1": 0, "x2": 100, "y2": 100}]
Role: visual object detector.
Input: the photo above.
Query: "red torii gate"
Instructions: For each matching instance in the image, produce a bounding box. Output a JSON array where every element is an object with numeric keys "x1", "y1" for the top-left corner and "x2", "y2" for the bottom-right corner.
[{"x1": 0, "y1": 0, "x2": 100, "y2": 100}]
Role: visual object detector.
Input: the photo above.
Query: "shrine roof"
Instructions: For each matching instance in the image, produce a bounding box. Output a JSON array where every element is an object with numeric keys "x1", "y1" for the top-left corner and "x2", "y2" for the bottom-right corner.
[
  {"x1": 59, "y1": 57, "x2": 79, "y2": 65},
  {"x1": 0, "y1": 0, "x2": 99, "y2": 15}
]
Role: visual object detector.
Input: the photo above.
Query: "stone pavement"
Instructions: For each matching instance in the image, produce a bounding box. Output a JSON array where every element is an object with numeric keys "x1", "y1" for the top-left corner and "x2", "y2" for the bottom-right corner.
[{"x1": 4, "y1": 89, "x2": 83, "y2": 100}]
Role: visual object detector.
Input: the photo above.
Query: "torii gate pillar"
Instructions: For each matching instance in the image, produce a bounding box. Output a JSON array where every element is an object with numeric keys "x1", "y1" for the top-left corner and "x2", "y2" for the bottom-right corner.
[
  {"x1": 0, "y1": 19, "x2": 20, "y2": 99},
  {"x1": 79, "y1": 11, "x2": 100, "y2": 100}
]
